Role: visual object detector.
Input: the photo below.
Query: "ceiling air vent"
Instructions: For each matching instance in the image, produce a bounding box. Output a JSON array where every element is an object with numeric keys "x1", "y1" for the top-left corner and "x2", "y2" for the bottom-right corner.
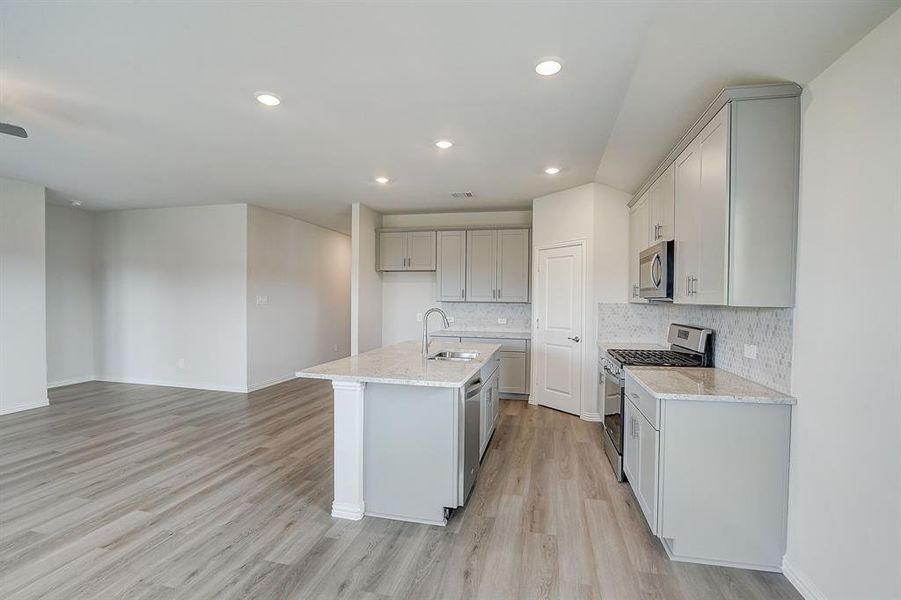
[{"x1": 451, "y1": 191, "x2": 474, "y2": 198}]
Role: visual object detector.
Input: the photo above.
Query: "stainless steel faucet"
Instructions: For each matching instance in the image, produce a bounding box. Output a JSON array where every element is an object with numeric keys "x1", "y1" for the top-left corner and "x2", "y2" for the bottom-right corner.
[{"x1": 421, "y1": 307, "x2": 450, "y2": 356}]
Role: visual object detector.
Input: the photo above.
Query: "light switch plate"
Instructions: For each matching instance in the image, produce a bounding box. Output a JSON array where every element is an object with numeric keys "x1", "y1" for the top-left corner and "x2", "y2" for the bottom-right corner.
[
  {"x1": 497, "y1": 318, "x2": 507, "y2": 325},
  {"x1": 416, "y1": 312, "x2": 423, "y2": 322},
  {"x1": 447, "y1": 316, "x2": 455, "y2": 323},
  {"x1": 743, "y1": 344, "x2": 758, "y2": 360},
  {"x1": 178, "y1": 358, "x2": 185, "y2": 369}
]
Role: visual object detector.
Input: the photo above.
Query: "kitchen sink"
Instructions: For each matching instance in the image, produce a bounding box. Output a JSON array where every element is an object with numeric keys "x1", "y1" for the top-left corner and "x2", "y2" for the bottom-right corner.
[{"x1": 428, "y1": 350, "x2": 480, "y2": 362}]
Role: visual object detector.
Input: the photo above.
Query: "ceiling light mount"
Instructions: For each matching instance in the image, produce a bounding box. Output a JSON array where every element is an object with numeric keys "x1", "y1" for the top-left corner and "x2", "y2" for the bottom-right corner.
[
  {"x1": 544, "y1": 167, "x2": 561, "y2": 175},
  {"x1": 535, "y1": 58, "x2": 563, "y2": 76},
  {"x1": 255, "y1": 91, "x2": 281, "y2": 106},
  {"x1": 71, "y1": 200, "x2": 83, "y2": 207},
  {"x1": 434, "y1": 140, "x2": 454, "y2": 150},
  {"x1": 375, "y1": 177, "x2": 390, "y2": 184}
]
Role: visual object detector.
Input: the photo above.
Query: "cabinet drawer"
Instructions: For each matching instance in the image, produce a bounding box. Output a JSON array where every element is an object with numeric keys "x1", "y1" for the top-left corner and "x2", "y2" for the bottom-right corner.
[
  {"x1": 625, "y1": 372, "x2": 659, "y2": 430},
  {"x1": 461, "y1": 337, "x2": 526, "y2": 352}
]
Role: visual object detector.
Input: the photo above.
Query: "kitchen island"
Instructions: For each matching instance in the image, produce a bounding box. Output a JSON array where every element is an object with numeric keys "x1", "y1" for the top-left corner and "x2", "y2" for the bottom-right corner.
[{"x1": 297, "y1": 340, "x2": 500, "y2": 525}]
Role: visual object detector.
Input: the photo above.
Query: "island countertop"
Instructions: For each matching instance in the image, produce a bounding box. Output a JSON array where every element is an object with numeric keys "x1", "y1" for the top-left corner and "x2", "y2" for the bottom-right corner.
[
  {"x1": 296, "y1": 340, "x2": 501, "y2": 388},
  {"x1": 625, "y1": 366, "x2": 797, "y2": 405}
]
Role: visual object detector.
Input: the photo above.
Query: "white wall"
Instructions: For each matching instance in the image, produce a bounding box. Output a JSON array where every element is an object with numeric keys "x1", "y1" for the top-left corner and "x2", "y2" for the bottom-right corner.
[
  {"x1": 784, "y1": 9, "x2": 901, "y2": 600},
  {"x1": 46, "y1": 204, "x2": 95, "y2": 387},
  {"x1": 247, "y1": 206, "x2": 350, "y2": 390},
  {"x1": 351, "y1": 203, "x2": 383, "y2": 354},
  {"x1": 93, "y1": 204, "x2": 248, "y2": 392},
  {"x1": 0, "y1": 177, "x2": 48, "y2": 414},
  {"x1": 532, "y1": 182, "x2": 631, "y2": 419}
]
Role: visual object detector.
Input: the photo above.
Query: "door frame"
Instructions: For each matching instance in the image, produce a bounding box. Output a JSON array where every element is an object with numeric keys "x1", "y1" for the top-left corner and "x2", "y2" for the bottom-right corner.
[{"x1": 529, "y1": 239, "x2": 588, "y2": 414}]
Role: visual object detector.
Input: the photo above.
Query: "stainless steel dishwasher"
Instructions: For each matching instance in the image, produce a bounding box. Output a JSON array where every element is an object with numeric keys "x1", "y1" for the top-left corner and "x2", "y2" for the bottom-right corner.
[{"x1": 462, "y1": 374, "x2": 482, "y2": 501}]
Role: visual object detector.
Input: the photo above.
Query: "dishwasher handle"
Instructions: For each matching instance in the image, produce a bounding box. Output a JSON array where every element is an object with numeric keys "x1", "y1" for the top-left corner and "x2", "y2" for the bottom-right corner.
[{"x1": 465, "y1": 379, "x2": 483, "y2": 399}]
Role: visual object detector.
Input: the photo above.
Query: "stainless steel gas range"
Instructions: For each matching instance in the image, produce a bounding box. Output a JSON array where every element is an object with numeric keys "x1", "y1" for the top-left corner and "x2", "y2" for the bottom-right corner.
[{"x1": 600, "y1": 323, "x2": 714, "y2": 481}]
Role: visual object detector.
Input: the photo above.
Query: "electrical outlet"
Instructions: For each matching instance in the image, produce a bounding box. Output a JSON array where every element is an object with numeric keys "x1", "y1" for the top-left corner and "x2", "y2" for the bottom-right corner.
[
  {"x1": 743, "y1": 344, "x2": 758, "y2": 360},
  {"x1": 497, "y1": 317, "x2": 507, "y2": 325},
  {"x1": 332, "y1": 344, "x2": 339, "y2": 352},
  {"x1": 416, "y1": 312, "x2": 423, "y2": 322},
  {"x1": 256, "y1": 295, "x2": 269, "y2": 306},
  {"x1": 178, "y1": 358, "x2": 185, "y2": 369},
  {"x1": 447, "y1": 316, "x2": 455, "y2": 323}
]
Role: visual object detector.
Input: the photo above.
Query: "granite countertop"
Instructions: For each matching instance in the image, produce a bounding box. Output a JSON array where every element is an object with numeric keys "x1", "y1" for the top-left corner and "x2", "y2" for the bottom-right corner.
[
  {"x1": 296, "y1": 340, "x2": 501, "y2": 388},
  {"x1": 432, "y1": 328, "x2": 531, "y2": 340},
  {"x1": 625, "y1": 366, "x2": 796, "y2": 405}
]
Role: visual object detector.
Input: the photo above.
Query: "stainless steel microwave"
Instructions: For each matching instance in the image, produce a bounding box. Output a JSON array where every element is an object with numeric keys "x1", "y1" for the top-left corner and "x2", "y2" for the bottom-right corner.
[{"x1": 639, "y1": 240, "x2": 674, "y2": 301}]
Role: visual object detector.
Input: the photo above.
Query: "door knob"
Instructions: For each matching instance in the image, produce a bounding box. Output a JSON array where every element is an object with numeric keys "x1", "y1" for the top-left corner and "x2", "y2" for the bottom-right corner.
[{"x1": 568, "y1": 336, "x2": 581, "y2": 343}]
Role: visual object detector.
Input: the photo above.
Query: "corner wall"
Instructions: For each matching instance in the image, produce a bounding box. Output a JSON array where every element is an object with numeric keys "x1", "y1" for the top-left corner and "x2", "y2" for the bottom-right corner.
[
  {"x1": 92, "y1": 204, "x2": 249, "y2": 392},
  {"x1": 246, "y1": 206, "x2": 351, "y2": 390},
  {"x1": 351, "y1": 203, "x2": 383, "y2": 354},
  {"x1": 46, "y1": 204, "x2": 95, "y2": 387},
  {"x1": 532, "y1": 182, "x2": 631, "y2": 419},
  {"x1": 0, "y1": 177, "x2": 48, "y2": 414},
  {"x1": 784, "y1": 9, "x2": 901, "y2": 600}
]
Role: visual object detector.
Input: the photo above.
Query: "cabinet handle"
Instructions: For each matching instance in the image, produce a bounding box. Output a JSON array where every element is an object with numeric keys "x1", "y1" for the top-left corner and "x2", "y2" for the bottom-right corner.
[{"x1": 461, "y1": 288, "x2": 465, "y2": 299}]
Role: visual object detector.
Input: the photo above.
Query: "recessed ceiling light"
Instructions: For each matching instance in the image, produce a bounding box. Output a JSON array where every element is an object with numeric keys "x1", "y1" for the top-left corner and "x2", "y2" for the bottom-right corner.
[
  {"x1": 544, "y1": 167, "x2": 561, "y2": 175},
  {"x1": 255, "y1": 92, "x2": 281, "y2": 106},
  {"x1": 435, "y1": 140, "x2": 454, "y2": 149},
  {"x1": 535, "y1": 59, "x2": 563, "y2": 76},
  {"x1": 71, "y1": 200, "x2": 83, "y2": 207},
  {"x1": 375, "y1": 177, "x2": 390, "y2": 184}
]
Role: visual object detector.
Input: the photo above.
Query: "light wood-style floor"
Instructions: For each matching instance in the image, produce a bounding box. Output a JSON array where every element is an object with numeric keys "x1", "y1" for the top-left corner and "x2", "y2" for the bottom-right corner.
[{"x1": 0, "y1": 378, "x2": 801, "y2": 600}]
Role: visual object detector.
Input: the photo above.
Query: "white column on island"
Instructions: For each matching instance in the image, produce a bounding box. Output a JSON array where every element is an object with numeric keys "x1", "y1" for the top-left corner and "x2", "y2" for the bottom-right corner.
[{"x1": 330, "y1": 380, "x2": 366, "y2": 520}]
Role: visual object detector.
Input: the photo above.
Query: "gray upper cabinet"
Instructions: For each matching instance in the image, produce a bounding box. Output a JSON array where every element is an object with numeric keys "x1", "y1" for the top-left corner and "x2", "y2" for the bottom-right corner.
[
  {"x1": 378, "y1": 231, "x2": 407, "y2": 271},
  {"x1": 465, "y1": 230, "x2": 497, "y2": 302},
  {"x1": 377, "y1": 231, "x2": 436, "y2": 271},
  {"x1": 436, "y1": 231, "x2": 466, "y2": 301},
  {"x1": 496, "y1": 229, "x2": 529, "y2": 303},
  {"x1": 466, "y1": 229, "x2": 530, "y2": 303},
  {"x1": 637, "y1": 83, "x2": 801, "y2": 308},
  {"x1": 648, "y1": 162, "x2": 675, "y2": 243},
  {"x1": 407, "y1": 231, "x2": 437, "y2": 270}
]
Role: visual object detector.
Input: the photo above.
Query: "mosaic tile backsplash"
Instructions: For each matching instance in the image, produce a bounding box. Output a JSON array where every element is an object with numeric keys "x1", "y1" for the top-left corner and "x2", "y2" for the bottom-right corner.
[
  {"x1": 598, "y1": 302, "x2": 793, "y2": 393},
  {"x1": 439, "y1": 302, "x2": 531, "y2": 331}
]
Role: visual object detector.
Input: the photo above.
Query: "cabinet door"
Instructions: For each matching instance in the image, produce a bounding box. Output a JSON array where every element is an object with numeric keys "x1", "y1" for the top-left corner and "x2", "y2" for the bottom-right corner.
[
  {"x1": 674, "y1": 139, "x2": 700, "y2": 303},
  {"x1": 623, "y1": 400, "x2": 639, "y2": 485},
  {"x1": 436, "y1": 231, "x2": 466, "y2": 301},
  {"x1": 636, "y1": 412, "x2": 660, "y2": 534},
  {"x1": 629, "y1": 195, "x2": 649, "y2": 303},
  {"x1": 649, "y1": 162, "x2": 675, "y2": 242},
  {"x1": 466, "y1": 230, "x2": 497, "y2": 302},
  {"x1": 378, "y1": 232, "x2": 407, "y2": 271},
  {"x1": 496, "y1": 229, "x2": 530, "y2": 303},
  {"x1": 498, "y1": 351, "x2": 527, "y2": 394},
  {"x1": 406, "y1": 231, "x2": 436, "y2": 271},
  {"x1": 694, "y1": 104, "x2": 730, "y2": 305}
]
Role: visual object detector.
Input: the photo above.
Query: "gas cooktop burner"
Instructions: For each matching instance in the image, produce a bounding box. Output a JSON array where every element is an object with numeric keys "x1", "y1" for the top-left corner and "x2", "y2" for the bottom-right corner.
[{"x1": 607, "y1": 348, "x2": 705, "y2": 368}]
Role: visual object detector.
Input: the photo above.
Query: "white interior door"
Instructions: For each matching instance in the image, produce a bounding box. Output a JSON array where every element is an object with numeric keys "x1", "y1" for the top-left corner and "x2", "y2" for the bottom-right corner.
[{"x1": 534, "y1": 243, "x2": 583, "y2": 415}]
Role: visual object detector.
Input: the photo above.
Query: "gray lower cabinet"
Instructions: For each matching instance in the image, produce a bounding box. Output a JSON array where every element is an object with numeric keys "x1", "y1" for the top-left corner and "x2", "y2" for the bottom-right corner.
[
  {"x1": 498, "y1": 351, "x2": 527, "y2": 394},
  {"x1": 623, "y1": 373, "x2": 791, "y2": 570},
  {"x1": 436, "y1": 231, "x2": 467, "y2": 301},
  {"x1": 460, "y1": 337, "x2": 529, "y2": 397},
  {"x1": 377, "y1": 231, "x2": 436, "y2": 271}
]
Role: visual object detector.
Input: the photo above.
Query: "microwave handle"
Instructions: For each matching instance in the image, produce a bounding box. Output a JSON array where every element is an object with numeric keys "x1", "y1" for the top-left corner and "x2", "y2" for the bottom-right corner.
[{"x1": 651, "y1": 253, "x2": 662, "y2": 288}]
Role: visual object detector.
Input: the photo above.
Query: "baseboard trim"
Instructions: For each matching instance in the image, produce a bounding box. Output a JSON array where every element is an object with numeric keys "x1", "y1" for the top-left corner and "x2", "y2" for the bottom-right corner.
[
  {"x1": 580, "y1": 411, "x2": 603, "y2": 422},
  {"x1": 48, "y1": 376, "x2": 97, "y2": 389},
  {"x1": 0, "y1": 397, "x2": 50, "y2": 416},
  {"x1": 782, "y1": 556, "x2": 828, "y2": 600},
  {"x1": 331, "y1": 501, "x2": 365, "y2": 521},
  {"x1": 94, "y1": 377, "x2": 248, "y2": 394},
  {"x1": 247, "y1": 374, "x2": 296, "y2": 393}
]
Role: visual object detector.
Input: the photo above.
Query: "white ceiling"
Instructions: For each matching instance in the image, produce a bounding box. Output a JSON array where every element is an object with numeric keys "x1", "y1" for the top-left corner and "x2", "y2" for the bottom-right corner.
[{"x1": 1, "y1": 1, "x2": 897, "y2": 233}]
